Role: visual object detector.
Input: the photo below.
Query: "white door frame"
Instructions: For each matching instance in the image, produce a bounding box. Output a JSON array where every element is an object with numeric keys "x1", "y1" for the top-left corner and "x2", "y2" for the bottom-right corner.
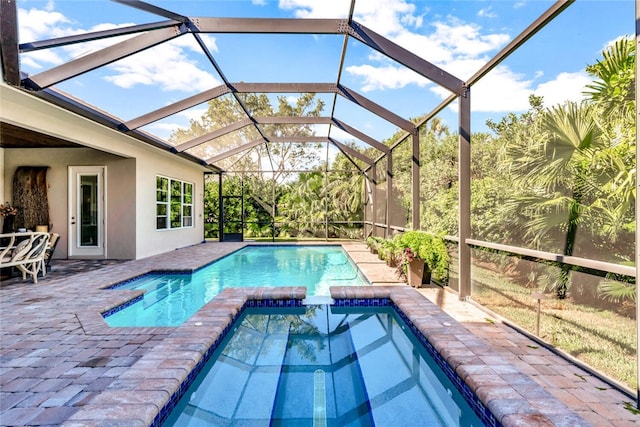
[{"x1": 68, "y1": 166, "x2": 106, "y2": 258}]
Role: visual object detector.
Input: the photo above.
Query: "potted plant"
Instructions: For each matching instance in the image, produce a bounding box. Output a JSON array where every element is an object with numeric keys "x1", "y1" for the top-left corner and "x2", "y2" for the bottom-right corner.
[
  {"x1": 395, "y1": 231, "x2": 449, "y2": 287},
  {"x1": 376, "y1": 239, "x2": 393, "y2": 265},
  {"x1": 416, "y1": 234, "x2": 449, "y2": 285},
  {"x1": 1, "y1": 202, "x2": 18, "y2": 234},
  {"x1": 365, "y1": 236, "x2": 383, "y2": 254}
]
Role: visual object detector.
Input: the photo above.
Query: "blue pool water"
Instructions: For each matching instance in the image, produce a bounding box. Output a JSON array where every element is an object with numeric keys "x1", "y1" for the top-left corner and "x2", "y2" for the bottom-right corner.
[
  {"x1": 105, "y1": 246, "x2": 366, "y2": 327},
  {"x1": 161, "y1": 305, "x2": 486, "y2": 426}
]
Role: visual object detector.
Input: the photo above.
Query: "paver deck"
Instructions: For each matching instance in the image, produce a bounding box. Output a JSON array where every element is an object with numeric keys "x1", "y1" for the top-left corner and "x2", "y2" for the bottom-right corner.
[{"x1": 0, "y1": 241, "x2": 638, "y2": 426}]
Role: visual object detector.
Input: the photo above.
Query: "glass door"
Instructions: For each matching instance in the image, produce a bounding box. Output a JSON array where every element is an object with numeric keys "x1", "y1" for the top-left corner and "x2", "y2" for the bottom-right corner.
[{"x1": 68, "y1": 166, "x2": 105, "y2": 257}]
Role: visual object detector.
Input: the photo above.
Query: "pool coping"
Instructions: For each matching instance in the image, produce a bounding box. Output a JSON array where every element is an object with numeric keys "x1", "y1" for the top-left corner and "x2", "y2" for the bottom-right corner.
[{"x1": 74, "y1": 284, "x2": 587, "y2": 426}]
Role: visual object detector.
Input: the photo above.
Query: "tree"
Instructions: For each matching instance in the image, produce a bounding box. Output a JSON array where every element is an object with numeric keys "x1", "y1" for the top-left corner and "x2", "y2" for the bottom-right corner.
[
  {"x1": 494, "y1": 38, "x2": 636, "y2": 299},
  {"x1": 169, "y1": 92, "x2": 325, "y2": 184}
]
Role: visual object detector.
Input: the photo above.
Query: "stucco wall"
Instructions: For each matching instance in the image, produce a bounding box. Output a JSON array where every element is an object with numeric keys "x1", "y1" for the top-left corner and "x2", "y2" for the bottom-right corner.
[
  {"x1": 135, "y1": 154, "x2": 206, "y2": 259},
  {"x1": 2, "y1": 148, "x2": 136, "y2": 259},
  {"x1": 1, "y1": 83, "x2": 208, "y2": 260},
  {"x1": 0, "y1": 148, "x2": 5, "y2": 205}
]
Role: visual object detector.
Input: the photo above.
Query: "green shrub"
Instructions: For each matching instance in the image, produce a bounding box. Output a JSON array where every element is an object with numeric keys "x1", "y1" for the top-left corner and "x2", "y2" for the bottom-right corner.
[
  {"x1": 365, "y1": 236, "x2": 384, "y2": 252},
  {"x1": 395, "y1": 231, "x2": 450, "y2": 283}
]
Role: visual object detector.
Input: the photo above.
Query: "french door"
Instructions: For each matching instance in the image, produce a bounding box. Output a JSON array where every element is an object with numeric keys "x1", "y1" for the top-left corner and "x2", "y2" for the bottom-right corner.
[{"x1": 68, "y1": 166, "x2": 105, "y2": 257}]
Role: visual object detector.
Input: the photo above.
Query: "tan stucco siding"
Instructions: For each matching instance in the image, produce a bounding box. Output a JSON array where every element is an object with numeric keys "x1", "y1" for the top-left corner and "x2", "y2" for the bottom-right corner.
[{"x1": 1, "y1": 84, "x2": 208, "y2": 260}]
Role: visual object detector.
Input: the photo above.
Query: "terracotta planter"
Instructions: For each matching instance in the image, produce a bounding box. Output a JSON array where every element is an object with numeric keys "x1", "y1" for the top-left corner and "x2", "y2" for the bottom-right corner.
[
  {"x1": 408, "y1": 258, "x2": 425, "y2": 287},
  {"x1": 408, "y1": 258, "x2": 432, "y2": 287}
]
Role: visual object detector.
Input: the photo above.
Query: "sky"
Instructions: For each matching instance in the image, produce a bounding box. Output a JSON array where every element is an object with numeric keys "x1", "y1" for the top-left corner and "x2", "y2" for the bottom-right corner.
[{"x1": 15, "y1": 0, "x2": 635, "y2": 153}]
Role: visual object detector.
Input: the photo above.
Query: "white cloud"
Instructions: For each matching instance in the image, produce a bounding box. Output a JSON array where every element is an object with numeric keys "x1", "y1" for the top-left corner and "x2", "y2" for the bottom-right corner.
[
  {"x1": 18, "y1": 7, "x2": 71, "y2": 43},
  {"x1": 346, "y1": 64, "x2": 430, "y2": 92},
  {"x1": 353, "y1": 0, "x2": 420, "y2": 35},
  {"x1": 104, "y1": 39, "x2": 221, "y2": 92},
  {"x1": 279, "y1": 0, "x2": 351, "y2": 18},
  {"x1": 477, "y1": 7, "x2": 497, "y2": 19},
  {"x1": 18, "y1": 6, "x2": 220, "y2": 93},
  {"x1": 466, "y1": 65, "x2": 535, "y2": 112},
  {"x1": 439, "y1": 67, "x2": 591, "y2": 113},
  {"x1": 534, "y1": 72, "x2": 591, "y2": 107},
  {"x1": 284, "y1": 0, "x2": 510, "y2": 93}
]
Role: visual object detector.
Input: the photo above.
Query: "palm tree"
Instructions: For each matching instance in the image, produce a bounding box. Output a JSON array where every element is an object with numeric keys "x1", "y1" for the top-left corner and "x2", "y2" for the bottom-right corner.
[
  {"x1": 500, "y1": 37, "x2": 635, "y2": 299},
  {"x1": 504, "y1": 101, "x2": 606, "y2": 298}
]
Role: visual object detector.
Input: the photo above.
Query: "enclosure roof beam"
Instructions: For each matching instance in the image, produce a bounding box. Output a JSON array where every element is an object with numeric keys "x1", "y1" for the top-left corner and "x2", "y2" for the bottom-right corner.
[
  {"x1": 21, "y1": 85, "x2": 222, "y2": 172},
  {"x1": 331, "y1": 119, "x2": 389, "y2": 153},
  {"x1": 174, "y1": 118, "x2": 254, "y2": 152},
  {"x1": 123, "y1": 84, "x2": 231, "y2": 130},
  {"x1": 266, "y1": 136, "x2": 328, "y2": 143},
  {"x1": 187, "y1": 17, "x2": 348, "y2": 34},
  {"x1": 254, "y1": 116, "x2": 388, "y2": 154},
  {"x1": 231, "y1": 82, "x2": 413, "y2": 132},
  {"x1": 347, "y1": 21, "x2": 464, "y2": 95},
  {"x1": 465, "y1": 0, "x2": 573, "y2": 85},
  {"x1": 370, "y1": 0, "x2": 575, "y2": 165},
  {"x1": 329, "y1": 137, "x2": 374, "y2": 166},
  {"x1": 337, "y1": 85, "x2": 415, "y2": 132},
  {"x1": 0, "y1": 0, "x2": 20, "y2": 86},
  {"x1": 113, "y1": 0, "x2": 191, "y2": 23},
  {"x1": 329, "y1": 1, "x2": 356, "y2": 121},
  {"x1": 205, "y1": 138, "x2": 264, "y2": 164},
  {"x1": 126, "y1": 81, "x2": 412, "y2": 138},
  {"x1": 230, "y1": 82, "x2": 336, "y2": 93},
  {"x1": 253, "y1": 116, "x2": 332, "y2": 125},
  {"x1": 25, "y1": 26, "x2": 184, "y2": 90},
  {"x1": 19, "y1": 20, "x2": 182, "y2": 53}
]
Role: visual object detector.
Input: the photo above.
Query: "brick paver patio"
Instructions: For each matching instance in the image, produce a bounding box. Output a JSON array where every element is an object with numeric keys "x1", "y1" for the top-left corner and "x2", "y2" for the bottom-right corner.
[{"x1": 0, "y1": 241, "x2": 638, "y2": 426}]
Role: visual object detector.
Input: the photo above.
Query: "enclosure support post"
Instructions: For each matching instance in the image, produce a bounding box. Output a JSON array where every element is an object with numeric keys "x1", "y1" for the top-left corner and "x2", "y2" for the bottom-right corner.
[
  {"x1": 271, "y1": 177, "x2": 276, "y2": 242},
  {"x1": 370, "y1": 164, "x2": 377, "y2": 236},
  {"x1": 218, "y1": 172, "x2": 223, "y2": 242},
  {"x1": 634, "y1": 0, "x2": 639, "y2": 409},
  {"x1": 386, "y1": 152, "x2": 393, "y2": 238},
  {"x1": 324, "y1": 161, "x2": 329, "y2": 240},
  {"x1": 412, "y1": 131, "x2": 420, "y2": 230},
  {"x1": 458, "y1": 87, "x2": 471, "y2": 299}
]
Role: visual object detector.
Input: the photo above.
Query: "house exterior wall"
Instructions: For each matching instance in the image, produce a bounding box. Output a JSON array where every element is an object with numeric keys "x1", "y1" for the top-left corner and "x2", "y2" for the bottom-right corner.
[
  {"x1": 2, "y1": 148, "x2": 136, "y2": 259},
  {"x1": 135, "y1": 153, "x2": 206, "y2": 259},
  {"x1": 0, "y1": 148, "x2": 5, "y2": 205},
  {"x1": 1, "y1": 83, "x2": 208, "y2": 260}
]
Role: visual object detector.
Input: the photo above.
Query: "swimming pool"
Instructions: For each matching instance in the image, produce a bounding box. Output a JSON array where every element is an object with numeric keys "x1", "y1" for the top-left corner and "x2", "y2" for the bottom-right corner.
[
  {"x1": 160, "y1": 305, "x2": 487, "y2": 426},
  {"x1": 104, "y1": 245, "x2": 367, "y2": 327}
]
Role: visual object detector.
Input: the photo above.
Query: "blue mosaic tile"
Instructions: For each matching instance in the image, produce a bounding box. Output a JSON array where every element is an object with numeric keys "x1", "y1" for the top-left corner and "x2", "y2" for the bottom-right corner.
[
  {"x1": 101, "y1": 295, "x2": 143, "y2": 317},
  {"x1": 333, "y1": 297, "x2": 390, "y2": 307},
  {"x1": 102, "y1": 273, "x2": 151, "y2": 290},
  {"x1": 103, "y1": 271, "x2": 190, "y2": 290},
  {"x1": 151, "y1": 297, "x2": 501, "y2": 427},
  {"x1": 390, "y1": 302, "x2": 501, "y2": 427}
]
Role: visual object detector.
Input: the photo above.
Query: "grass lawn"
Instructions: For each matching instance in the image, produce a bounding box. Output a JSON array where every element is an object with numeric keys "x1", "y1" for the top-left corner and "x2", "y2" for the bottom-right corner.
[{"x1": 470, "y1": 262, "x2": 637, "y2": 392}]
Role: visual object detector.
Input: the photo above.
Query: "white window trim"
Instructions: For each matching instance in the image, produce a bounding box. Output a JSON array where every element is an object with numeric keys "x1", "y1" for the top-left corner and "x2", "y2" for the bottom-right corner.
[{"x1": 156, "y1": 175, "x2": 194, "y2": 230}]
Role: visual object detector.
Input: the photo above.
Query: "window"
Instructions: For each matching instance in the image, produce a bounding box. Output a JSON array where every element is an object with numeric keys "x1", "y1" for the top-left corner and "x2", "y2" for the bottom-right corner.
[{"x1": 156, "y1": 176, "x2": 193, "y2": 230}]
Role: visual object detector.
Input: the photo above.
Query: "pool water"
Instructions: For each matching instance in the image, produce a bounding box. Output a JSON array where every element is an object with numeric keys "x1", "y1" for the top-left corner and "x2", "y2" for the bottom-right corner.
[
  {"x1": 105, "y1": 245, "x2": 366, "y2": 327},
  {"x1": 161, "y1": 305, "x2": 485, "y2": 426}
]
